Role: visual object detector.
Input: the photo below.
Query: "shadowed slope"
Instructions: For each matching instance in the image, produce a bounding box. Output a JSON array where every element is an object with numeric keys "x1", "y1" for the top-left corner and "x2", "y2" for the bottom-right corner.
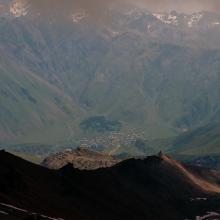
[{"x1": 0, "y1": 150, "x2": 219, "y2": 220}]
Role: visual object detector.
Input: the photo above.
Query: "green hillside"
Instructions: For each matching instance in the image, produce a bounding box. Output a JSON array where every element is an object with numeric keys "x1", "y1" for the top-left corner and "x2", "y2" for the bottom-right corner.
[
  {"x1": 0, "y1": 54, "x2": 81, "y2": 144},
  {"x1": 1, "y1": 9, "x2": 220, "y2": 147},
  {"x1": 169, "y1": 123, "x2": 220, "y2": 156},
  {"x1": 107, "y1": 123, "x2": 220, "y2": 159}
]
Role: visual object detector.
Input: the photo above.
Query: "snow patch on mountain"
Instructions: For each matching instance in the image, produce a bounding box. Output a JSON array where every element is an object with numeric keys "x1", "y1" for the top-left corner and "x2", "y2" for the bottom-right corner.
[
  {"x1": 10, "y1": 0, "x2": 29, "y2": 17},
  {"x1": 188, "y1": 13, "x2": 204, "y2": 27},
  {"x1": 6, "y1": 3, "x2": 220, "y2": 31},
  {"x1": 151, "y1": 11, "x2": 220, "y2": 28},
  {"x1": 105, "y1": 27, "x2": 120, "y2": 37},
  {"x1": 72, "y1": 11, "x2": 87, "y2": 23},
  {"x1": 153, "y1": 13, "x2": 178, "y2": 25},
  {"x1": 211, "y1": 21, "x2": 220, "y2": 26}
]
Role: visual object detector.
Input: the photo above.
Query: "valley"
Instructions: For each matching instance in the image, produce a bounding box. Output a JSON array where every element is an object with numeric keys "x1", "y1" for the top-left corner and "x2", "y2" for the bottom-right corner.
[
  {"x1": 1, "y1": 1, "x2": 220, "y2": 146},
  {"x1": 0, "y1": 1, "x2": 220, "y2": 219}
]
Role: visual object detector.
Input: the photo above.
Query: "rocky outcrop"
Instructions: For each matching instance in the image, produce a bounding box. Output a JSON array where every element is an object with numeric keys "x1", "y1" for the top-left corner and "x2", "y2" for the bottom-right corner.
[{"x1": 41, "y1": 147, "x2": 119, "y2": 170}]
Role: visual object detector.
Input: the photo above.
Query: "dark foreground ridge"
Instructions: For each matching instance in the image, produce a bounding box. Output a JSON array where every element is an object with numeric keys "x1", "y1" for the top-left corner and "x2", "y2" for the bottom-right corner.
[{"x1": 0, "y1": 150, "x2": 219, "y2": 220}]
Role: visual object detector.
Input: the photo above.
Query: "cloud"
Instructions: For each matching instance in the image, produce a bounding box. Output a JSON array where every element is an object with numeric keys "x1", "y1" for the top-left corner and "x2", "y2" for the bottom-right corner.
[
  {"x1": 13, "y1": 0, "x2": 220, "y2": 16},
  {"x1": 138, "y1": 0, "x2": 220, "y2": 13}
]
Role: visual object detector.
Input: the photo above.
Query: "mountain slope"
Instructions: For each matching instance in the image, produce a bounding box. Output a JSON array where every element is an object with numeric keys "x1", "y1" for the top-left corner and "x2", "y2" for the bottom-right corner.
[
  {"x1": 0, "y1": 52, "x2": 81, "y2": 144},
  {"x1": 170, "y1": 123, "x2": 220, "y2": 156},
  {"x1": 0, "y1": 150, "x2": 220, "y2": 220},
  {"x1": 1, "y1": 4, "x2": 220, "y2": 144},
  {"x1": 94, "y1": 122, "x2": 220, "y2": 159},
  {"x1": 189, "y1": 156, "x2": 220, "y2": 169}
]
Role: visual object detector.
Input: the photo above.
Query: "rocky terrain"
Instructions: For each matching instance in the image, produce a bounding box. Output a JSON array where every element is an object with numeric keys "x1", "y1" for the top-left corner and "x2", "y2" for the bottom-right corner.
[
  {"x1": 41, "y1": 147, "x2": 119, "y2": 170},
  {"x1": 0, "y1": 202, "x2": 64, "y2": 220},
  {"x1": 0, "y1": 150, "x2": 220, "y2": 220},
  {"x1": 1, "y1": 2, "x2": 220, "y2": 220}
]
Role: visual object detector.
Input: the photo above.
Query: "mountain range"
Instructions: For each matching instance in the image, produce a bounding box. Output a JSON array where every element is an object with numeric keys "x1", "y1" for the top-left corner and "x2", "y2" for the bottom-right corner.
[
  {"x1": 1, "y1": 2, "x2": 220, "y2": 220},
  {"x1": 0, "y1": 1, "x2": 220, "y2": 157}
]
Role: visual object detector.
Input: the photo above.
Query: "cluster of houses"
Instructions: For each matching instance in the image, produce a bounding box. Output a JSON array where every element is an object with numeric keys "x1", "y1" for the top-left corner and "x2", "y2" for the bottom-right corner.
[{"x1": 79, "y1": 129, "x2": 145, "y2": 150}]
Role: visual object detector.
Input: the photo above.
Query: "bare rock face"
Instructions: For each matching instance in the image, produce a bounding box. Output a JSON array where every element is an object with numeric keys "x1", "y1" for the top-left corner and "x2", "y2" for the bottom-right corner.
[{"x1": 41, "y1": 147, "x2": 119, "y2": 170}]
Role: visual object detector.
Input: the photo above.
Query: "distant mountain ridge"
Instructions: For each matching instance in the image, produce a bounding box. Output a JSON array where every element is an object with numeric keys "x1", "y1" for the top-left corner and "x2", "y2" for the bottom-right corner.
[
  {"x1": 190, "y1": 156, "x2": 220, "y2": 169},
  {"x1": 1, "y1": 2, "x2": 220, "y2": 146},
  {"x1": 3, "y1": 1, "x2": 220, "y2": 29},
  {"x1": 170, "y1": 123, "x2": 220, "y2": 156}
]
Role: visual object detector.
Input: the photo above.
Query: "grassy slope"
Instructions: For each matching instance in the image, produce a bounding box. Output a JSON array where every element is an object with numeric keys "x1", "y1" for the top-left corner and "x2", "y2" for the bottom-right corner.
[
  {"x1": 107, "y1": 123, "x2": 220, "y2": 159},
  {"x1": 1, "y1": 16, "x2": 220, "y2": 146},
  {"x1": 0, "y1": 53, "x2": 82, "y2": 144},
  {"x1": 169, "y1": 123, "x2": 220, "y2": 156}
]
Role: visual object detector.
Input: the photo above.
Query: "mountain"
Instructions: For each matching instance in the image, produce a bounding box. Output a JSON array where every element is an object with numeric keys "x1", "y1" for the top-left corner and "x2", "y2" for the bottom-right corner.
[
  {"x1": 0, "y1": 150, "x2": 220, "y2": 220},
  {"x1": 41, "y1": 147, "x2": 119, "y2": 170},
  {"x1": 87, "y1": 123, "x2": 220, "y2": 159},
  {"x1": 1, "y1": 2, "x2": 220, "y2": 146},
  {"x1": 0, "y1": 53, "x2": 82, "y2": 144},
  {"x1": 189, "y1": 156, "x2": 220, "y2": 169},
  {"x1": 170, "y1": 123, "x2": 220, "y2": 156},
  {"x1": 117, "y1": 122, "x2": 220, "y2": 162},
  {"x1": 0, "y1": 203, "x2": 61, "y2": 220}
]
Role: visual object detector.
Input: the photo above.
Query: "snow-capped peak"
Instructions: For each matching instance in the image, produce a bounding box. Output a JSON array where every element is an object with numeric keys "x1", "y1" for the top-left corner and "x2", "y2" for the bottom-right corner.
[
  {"x1": 10, "y1": 0, "x2": 29, "y2": 17},
  {"x1": 151, "y1": 11, "x2": 220, "y2": 28},
  {"x1": 71, "y1": 11, "x2": 87, "y2": 24},
  {"x1": 152, "y1": 12, "x2": 178, "y2": 25},
  {"x1": 187, "y1": 12, "x2": 204, "y2": 28}
]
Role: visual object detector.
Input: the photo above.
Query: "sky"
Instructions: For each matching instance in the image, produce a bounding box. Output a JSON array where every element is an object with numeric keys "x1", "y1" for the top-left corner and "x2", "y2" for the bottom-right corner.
[
  {"x1": 35, "y1": 0, "x2": 220, "y2": 12},
  {"x1": 11, "y1": 0, "x2": 220, "y2": 16},
  {"x1": 140, "y1": 0, "x2": 220, "y2": 12}
]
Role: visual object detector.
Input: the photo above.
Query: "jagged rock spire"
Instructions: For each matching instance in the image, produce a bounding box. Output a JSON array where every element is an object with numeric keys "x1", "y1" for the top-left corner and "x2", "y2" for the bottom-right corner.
[{"x1": 158, "y1": 151, "x2": 164, "y2": 158}]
